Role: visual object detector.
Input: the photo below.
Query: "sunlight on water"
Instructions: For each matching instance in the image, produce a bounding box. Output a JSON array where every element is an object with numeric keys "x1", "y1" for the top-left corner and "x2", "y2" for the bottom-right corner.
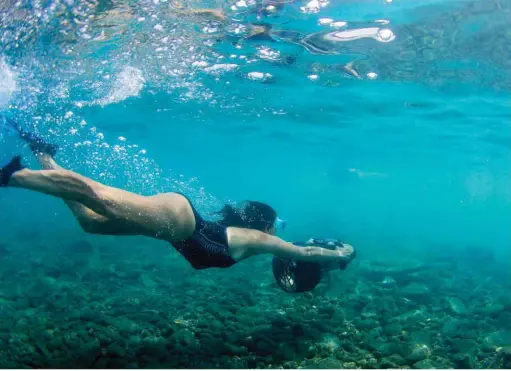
[
  {"x1": 83, "y1": 66, "x2": 146, "y2": 107},
  {"x1": 0, "y1": 58, "x2": 17, "y2": 109}
]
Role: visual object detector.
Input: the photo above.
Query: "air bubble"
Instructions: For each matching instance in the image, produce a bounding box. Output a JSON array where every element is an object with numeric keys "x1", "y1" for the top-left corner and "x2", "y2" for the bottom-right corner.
[
  {"x1": 300, "y1": 0, "x2": 321, "y2": 13},
  {"x1": 248, "y1": 72, "x2": 272, "y2": 81},
  {"x1": 331, "y1": 21, "x2": 347, "y2": 28},
  {"x1": 318, "y1": 18, "x2": 333, "y2": 26},
  {"x1": 378, "y1": 28, "x2": 395, "y2": 42}
]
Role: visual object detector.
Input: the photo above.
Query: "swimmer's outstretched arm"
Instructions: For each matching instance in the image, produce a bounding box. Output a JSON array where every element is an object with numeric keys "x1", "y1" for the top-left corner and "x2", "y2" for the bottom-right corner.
[{"x1": 228, "y1": 228, "x2": 354, "y2": 263}]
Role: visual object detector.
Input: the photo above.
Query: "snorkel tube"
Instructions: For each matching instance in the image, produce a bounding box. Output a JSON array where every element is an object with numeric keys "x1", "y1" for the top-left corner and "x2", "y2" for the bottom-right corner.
[{"x1": 272, "y1": 238, "x2": 355, "y2": 293}]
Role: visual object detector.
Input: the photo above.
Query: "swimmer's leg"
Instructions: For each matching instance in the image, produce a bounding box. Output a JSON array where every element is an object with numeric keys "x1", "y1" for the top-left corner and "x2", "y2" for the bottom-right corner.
[
  {"x1": 36, "y1": 153, "x2": 139, "y2": 236},
  {"x1": 5, "y1": 157, "x2": 195, "y2": 241},
  {"x1": 12, "y1": 121, "x2": 139, "y2": 236}
]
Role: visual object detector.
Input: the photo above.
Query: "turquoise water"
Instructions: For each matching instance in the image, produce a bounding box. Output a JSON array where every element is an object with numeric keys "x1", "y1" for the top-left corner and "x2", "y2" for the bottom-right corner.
[{"x1": 1, "y1": 0, "x2": 510, "y2": 368}]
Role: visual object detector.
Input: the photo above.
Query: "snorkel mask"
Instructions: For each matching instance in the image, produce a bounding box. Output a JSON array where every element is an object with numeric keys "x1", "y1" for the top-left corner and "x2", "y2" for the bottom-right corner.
[{"x1": 274, "y1": 216, "x2": 287, "y2": 232}]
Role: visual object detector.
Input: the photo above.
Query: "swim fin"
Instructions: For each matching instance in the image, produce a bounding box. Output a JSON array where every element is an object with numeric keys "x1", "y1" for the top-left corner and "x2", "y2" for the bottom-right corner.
[
  {"x1": 0, "y1": 155, "x2": 24, "y2": 187},
  {"x1": 4, "y1": 116, "x2": 58, "y2": 156}
]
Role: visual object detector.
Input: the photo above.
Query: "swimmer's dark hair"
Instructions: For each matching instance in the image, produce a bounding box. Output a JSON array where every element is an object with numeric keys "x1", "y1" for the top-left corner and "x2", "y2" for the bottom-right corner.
[{"x1": 216, "y1": 201, "x2": 277, "y2": 232}]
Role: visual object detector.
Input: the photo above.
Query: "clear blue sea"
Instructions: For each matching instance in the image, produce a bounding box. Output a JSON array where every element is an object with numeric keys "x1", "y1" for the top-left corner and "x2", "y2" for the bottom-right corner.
[{"x1": 0, "y1": 0, "x2": 510, "y2": 368}]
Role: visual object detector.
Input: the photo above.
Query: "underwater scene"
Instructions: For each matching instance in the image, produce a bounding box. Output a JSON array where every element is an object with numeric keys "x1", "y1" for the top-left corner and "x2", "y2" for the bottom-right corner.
[{"x1": 0, "y1": 0, "x2": 510, "y2": 368}]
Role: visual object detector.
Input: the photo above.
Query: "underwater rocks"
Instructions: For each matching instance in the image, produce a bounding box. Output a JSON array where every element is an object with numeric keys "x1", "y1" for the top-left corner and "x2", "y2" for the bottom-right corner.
[
  {"x1": 477, "y1": 303, "x2": 505, "y2": 317},
  {"x1": 400, "y1": 282, "x2": 431, "y2": 299},
  {"x1": 406, "y1": 344, "x2": 431, "y2": 362},
  {"x1": 413, "y1": 359, "x2": 436, "y2": 369},
  {"x1": 485, "y1": 330, "x2": 511, "y2": 349},
  {"x1": 0, "y1": 238, "x2": 509, "y2": 368},
  {"x1": 447, "y1": 297, "x2": 468, "y2": 315},
  {"x1": 357, "y1": 258, "x2": 425, "y2": 280},
  {"x1": 452, "y1": 352, "x2": 475, "y2": 368},
  {"x1": 301, "y1": 356, "x2": 343, "y2": 369},
  {"x1": 495, "y1": 346, "x2": 511, "y2": 369}
]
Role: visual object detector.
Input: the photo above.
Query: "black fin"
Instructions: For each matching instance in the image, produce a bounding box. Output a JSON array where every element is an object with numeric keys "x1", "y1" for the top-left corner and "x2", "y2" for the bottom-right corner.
[
  {"x1": 0, "y1": 155, "x2": 25, "y2": 187},
  {"x1": 5, "y1": 117, "x2": 58, "y2": 156}
]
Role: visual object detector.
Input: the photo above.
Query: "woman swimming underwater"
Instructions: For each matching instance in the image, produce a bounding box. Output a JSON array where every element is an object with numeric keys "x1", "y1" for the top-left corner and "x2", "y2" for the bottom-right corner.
[{"x1": 0, "y1": 121, "x2": 355, "y2": 270}]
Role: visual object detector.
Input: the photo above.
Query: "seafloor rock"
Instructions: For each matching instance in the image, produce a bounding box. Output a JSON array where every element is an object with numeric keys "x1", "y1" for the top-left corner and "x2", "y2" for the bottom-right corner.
[
  {"x1": 372, "y1": 342, "x2": 408, "y2": 358},
  {"x1": 383, "y1": 323, "x2": 403, "y2": 337},
  {"x1": 65, "y1": 240, "x2": 94, "y2": 254},
  {"x1": 357, "y1": 259, "x2": 425, "y2": 281},
  {"x1": 106, "y1": 343, "x2": 126, "y2": 358},
  {"x1": 413, "y1": 359, "x2": 436, "y2": 369},
  {"x1": 380, "y1": 354, "x2": 407, "y2": 367},
  {"x1": 442, "y1": 318, "x2": 462, "y2": 336},
  {"x1": 302, "y1": 357, "x2": 343, "y2": 369},
  {"x1": 0, "y1": 236, "x2": 509, "y2": 369},
  {"x1": 406, "y1": 344, "x2": 431, "y2": 362},
  {"x1": 451, "y1": 338, "x2": 478, "y2": 353},
  {"x1": 401, "y1": 282, "x2": 431, "y2": 299},
  {"x1": 355, "y1": 318, "x2": 379, "y2": 330},
  {"x1": 392, "y1": 309, "x2": 426, "y2": 327},
  {"x1": 453, "y1": 352, "x2": 475, "y2": 368},
  {"x1": 448, "y1": 297, "x2": 468, "y2": 315},
  {"x1": 485, "y1": 330, "x2": 511, "y2": 347},
  {"x1": 498, "y1": 346, "x2": 511, "y2": 369},
  {"x1": 477, "y1": 303, "x2": 505, "y2": 317}
]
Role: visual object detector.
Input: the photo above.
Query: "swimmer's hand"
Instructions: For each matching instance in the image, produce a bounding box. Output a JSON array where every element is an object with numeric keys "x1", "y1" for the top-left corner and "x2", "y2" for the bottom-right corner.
[
  {"x1": 337, "y1": 243, "x2": 356, "y2": 270},
  {"x1": 337, "y1": 243, "x2": 355, "y2": 260}
]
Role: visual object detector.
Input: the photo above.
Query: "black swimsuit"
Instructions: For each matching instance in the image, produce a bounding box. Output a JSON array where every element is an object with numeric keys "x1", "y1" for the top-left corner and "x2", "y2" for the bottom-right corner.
[{"x1": 172, "y1": 196, "x2": 236, "y2": 270}]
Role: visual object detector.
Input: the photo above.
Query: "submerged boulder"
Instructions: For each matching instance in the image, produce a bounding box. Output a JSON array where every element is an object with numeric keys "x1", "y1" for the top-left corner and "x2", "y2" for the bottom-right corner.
[
  {"x1": 448, "y1": 297, "x2": 468, "y2": 315},
  {"x1": 401, "y1": 283, "x2": 430, "y2": 299},
  {"x1": 413, "y1": 359, "x2": 436, "y2": 369}
]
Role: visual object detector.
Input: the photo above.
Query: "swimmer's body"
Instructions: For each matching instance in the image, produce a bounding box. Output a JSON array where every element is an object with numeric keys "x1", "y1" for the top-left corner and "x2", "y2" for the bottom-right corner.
[{"x1": 0, "y1": 122, "x2": 354, "y2": 270}]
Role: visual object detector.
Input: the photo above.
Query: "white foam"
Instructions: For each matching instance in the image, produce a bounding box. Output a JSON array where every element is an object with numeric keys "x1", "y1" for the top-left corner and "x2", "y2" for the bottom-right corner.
[
  {"x1": 300, "y1": 0, "x2": 321, "y2": 13},
  {"x1": 257, "y1": 47, "x2": 280, "y2": 61},
  {"x1": 93, "y1": 66, "x2": 146, "y2": 107},
  {"x1": 0, "y1": 57, "x2": 17, "y2": 109},
  {"x1": 203, "y1": 64, "x2": 239, "y2": 75},
  {"x1": 330, "y1": 21, "x2": 347, "y2": 28},
  {"x1": 247, "y1": 71, "x2": 272, "y2": 81},
  {"x1": 319, "y1": 18, "x2": 333, "y2": 26}
]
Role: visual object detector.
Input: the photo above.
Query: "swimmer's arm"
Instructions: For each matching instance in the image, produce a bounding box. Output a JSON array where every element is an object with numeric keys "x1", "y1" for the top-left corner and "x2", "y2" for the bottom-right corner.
[{"x1": 239, "y1": 229, "x2": 352, "y2": 263}]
